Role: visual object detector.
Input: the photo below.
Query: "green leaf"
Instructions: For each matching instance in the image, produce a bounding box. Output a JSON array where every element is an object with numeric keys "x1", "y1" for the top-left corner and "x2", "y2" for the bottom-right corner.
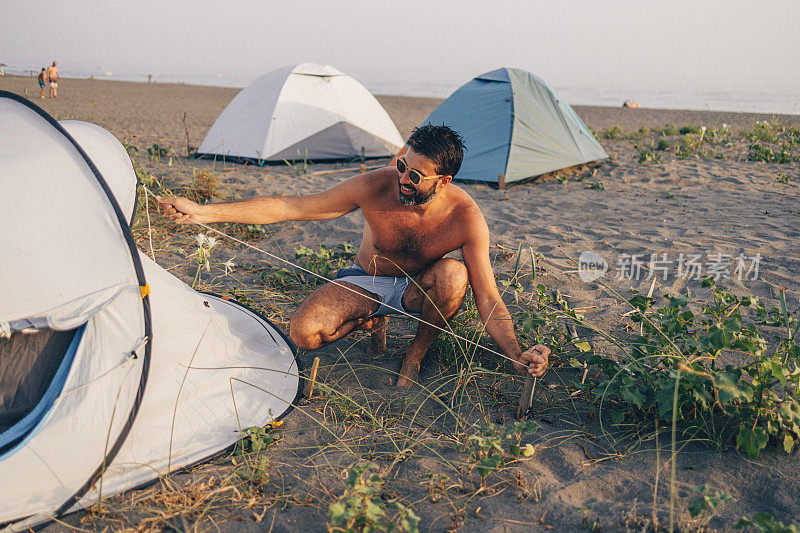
[
  {"x1": 522, "y1": 443, "x2": 535, "y2": 457},
  {"x1": 784, "y1": 434, "x2": 795, "y2": 454},
  {"x1": 716, "y1": 369, "x2": 753, "y2": 403},
  {"x1": 621, "y1": 387, "x2": 646, "y2": 409},
  {"x1": 628, "y1": 295, "x2": 653, "y2": 312},
  {"x1": 569, "y1": 357, "x2": 585, "y2": 369},
  {"x1": 779, "y1": 401, "x2": 800, "y2": 424},
  {"x1": 688, "y1": 499, "x2": 706, "y2": 518},
  {"x1": 573, "y1": 339, "x2": 592, "y2": 352},
  {"x1": 477, "y1": 455, "x2": 504, "y2": 479},
  {"x1": 737, "y1": 425, "x2": 769, "y2": 458}
]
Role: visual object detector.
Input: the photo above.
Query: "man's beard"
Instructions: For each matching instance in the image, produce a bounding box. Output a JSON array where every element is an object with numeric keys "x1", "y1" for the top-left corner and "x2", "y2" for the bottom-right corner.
[{"x1": 398, "y1": 180, "x2": 437, "y2": 206}]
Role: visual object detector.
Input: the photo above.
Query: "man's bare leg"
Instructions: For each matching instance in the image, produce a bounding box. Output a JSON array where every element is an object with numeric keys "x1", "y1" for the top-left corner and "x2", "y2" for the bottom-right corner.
[
  {"x1": 289, "y1": 281, "x2": 382, "y2": 351},
  {"x1": 397, "y1": 258, "x2": 468, "y2": 387}
]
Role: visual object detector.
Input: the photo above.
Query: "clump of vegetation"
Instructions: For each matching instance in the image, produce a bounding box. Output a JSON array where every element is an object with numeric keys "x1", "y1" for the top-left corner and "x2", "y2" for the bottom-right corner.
[
  {"x1": 748, "y1": 143, "x2": 795, "y2": 164},
  {"x1": 233, "y1": 422, "x2": 283, "y2": 455},
  {"x1": 186, "y1": 169, "x2": 218, "y2": 203},
  {"x1": 634, "y1": 144, "x2": 664, "y2": 164},
  {"x1": 662, "y1": 125, "x2": 679, "y2": 136},
  {"x1": 603, "y1": 125, "x2": 624, "y2": 140},
  {"x1": 740, "y1": 120, "x2": 800, "y2": 164},
  {"x1": 680, "y1": 125, "x2": 704, "y2": 135},
  {"x1": 328, "y1": 461, "x2": 419, "y2": 533},
  {"x1": 576, "y1": 278, "x2": 800, "y2": 459},
  {"x1": 294, "y1": 243, "x2": 358, "y2": 285},
  {"x1": 688, "y1": 485, "x2": 733, "y2": 521},
  {"x1": 586, "y1": 181, "x2": 605, "y2": 190},
  {"x1": 742, "y1": 120, "x2": 781, "y2": 143},
  {"x1": 736, "y1": 512, "x2": 800, "y2": 532},
  {"x1": 656, "y1": 138, "x2": 670, "y2": 151},
  {"x1": 147, "y1": 142, "x2": 170, "y2": 161},
  {"x1": 467, "y1": 421, "x2": 538, "y2": 486}
]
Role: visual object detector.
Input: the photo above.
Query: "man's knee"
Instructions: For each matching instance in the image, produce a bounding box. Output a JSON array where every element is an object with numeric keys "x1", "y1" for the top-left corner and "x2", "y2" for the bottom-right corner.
[
  {"x1": 434, "y1": 259, "x2": 468, "y2": 298},
  {"x1": 428, "y1": 259, "x2": 468, "y2": 316},
  {"x1": 289, "y1": 312, "x2": 324, "y2": 350}
]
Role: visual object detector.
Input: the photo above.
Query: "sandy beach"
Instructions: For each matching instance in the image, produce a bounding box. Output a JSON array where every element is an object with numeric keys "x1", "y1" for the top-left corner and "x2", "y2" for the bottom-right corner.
[{"x1": 2, "y1": 74, "x2": 799, "y2": 531}]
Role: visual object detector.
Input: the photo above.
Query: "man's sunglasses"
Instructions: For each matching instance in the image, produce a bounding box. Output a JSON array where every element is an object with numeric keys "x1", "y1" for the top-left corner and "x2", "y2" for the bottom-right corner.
[{"x1": 396, "y1": 157, "x2": 443, "y2": 185}]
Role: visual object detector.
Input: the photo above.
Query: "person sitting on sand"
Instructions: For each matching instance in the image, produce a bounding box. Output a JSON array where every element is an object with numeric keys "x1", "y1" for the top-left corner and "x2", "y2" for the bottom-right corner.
[
  {"x1": 157, "y1": 124, "x2": 550, "y2": 387},
  {"x1": 37, "y1": 68, "x2": 47, "y2": 99},
  {"x1": 623, "y1": 100, "x2": 640, "y2": 109},
  {"x1": 46, "y1": 61, "x2": 61, "y2": 98}
]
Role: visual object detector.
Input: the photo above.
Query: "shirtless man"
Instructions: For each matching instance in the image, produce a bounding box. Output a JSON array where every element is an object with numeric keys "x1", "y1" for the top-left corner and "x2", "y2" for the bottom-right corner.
[
  {"x1": 46, "y1": 62, "x2": 61, "y2": 98},
  {"x1": 158, "y1": 125, "x2": 550, "y2": 386},
  {"x1": 37, "y1": 68, "x2": 47, "y2": 99}
]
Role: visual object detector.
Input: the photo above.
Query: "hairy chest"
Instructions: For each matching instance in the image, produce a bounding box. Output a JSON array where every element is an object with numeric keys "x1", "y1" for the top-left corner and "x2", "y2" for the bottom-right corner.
[{"x1": 364, "y1": 209, "x2": 461, "y2": 263}]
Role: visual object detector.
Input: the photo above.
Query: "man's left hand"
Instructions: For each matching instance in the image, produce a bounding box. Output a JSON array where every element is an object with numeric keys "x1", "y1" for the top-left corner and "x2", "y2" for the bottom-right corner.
[{"x1": 513, "y1": 345, "x2": 550, "y2": 377}]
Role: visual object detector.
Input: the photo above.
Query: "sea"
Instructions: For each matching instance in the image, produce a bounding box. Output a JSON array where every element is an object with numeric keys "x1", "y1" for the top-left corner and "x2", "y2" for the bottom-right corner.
[{"x1": 4, "y1": 64, "x2": 798, "y2": 116}]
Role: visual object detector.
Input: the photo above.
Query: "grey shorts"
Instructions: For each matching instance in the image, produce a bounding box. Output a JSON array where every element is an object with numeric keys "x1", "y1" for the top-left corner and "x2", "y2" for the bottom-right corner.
[{"x1": 334, "y1": 264, "x2": 420, "y2": 318}]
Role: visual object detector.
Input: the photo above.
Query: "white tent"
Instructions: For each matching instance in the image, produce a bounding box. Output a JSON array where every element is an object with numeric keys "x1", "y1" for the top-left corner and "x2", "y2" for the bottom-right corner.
[
  {"x1": 0, "y1": 92, "x2": 302, "y2": 530},
  {"x1": 60, "y1": 120, "x2": 138, "y2": 224},
  {"x1": 198, "y1": 63, "x2": 404, "y2": 162}
]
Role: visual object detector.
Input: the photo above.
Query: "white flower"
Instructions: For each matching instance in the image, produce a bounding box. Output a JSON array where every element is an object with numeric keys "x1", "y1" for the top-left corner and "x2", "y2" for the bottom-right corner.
[
  {"x1": 206, "y1": 236, "x2": 218, "y2": 250},
  {"x1": 195, "y1": 234, "x2": 207, "y2": 247},
  {"x1": 223, "y1": 257, "x2": 236, "y2": 275}
]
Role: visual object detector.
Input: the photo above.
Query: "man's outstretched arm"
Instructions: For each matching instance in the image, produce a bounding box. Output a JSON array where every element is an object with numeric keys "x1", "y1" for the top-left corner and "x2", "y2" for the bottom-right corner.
[
  {"x1": 157, "y1": 172, "x2": 369, "y2": 225},
  {"x1": 461, "y1": 215, "x2": 550, "y2": 377}
]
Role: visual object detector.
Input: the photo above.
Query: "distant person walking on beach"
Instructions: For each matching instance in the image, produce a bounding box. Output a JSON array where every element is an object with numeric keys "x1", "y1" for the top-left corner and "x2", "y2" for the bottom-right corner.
[
  {"x1": 46, "y1": 61, "x2": 61, "y2": 98},
  {"x1": 37, "y1": 68, "x2": 47, "y2": 99}
]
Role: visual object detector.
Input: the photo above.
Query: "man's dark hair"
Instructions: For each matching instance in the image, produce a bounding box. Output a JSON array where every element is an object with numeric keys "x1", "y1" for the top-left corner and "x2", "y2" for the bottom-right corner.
[{"x1": 406, "y1": 124, "x2": 465, "y2": 178}]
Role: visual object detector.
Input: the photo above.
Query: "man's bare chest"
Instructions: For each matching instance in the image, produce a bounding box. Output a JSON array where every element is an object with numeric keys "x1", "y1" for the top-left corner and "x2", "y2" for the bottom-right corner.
[{"x1": 364, "y1": 210, "x2": 461, "y2": 262}]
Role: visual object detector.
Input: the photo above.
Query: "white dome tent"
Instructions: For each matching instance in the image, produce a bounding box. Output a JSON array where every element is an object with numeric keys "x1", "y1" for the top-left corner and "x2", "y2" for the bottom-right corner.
[
  {"x1": 59, "y1": 119, "x2": 138, "y2": 224},
  {"x1": 198, "y1": 63, "x2": 404, "y2": 162},
  {"x1": 0, "y1": 91, "x2": 302, "y2": 530}
]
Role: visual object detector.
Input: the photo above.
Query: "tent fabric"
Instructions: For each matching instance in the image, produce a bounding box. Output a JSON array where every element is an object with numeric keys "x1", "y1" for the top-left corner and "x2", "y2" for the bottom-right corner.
[
  {"x1": 0, "y1": 93, "x2": 301, "y2": 530},
  {"x1": 59, "y1": 120, "x2": 138, "y2": 224},
  {"x1": 198, "y1": 63, "x2": 404, "y2": 161},
  {"x1": 0, "y1": 97, "x2": 141, "y2": 332},
  {"x1": 0, "y1": 262, "x2": 300, "y2": 529},
  {"x1": 424, "y1": 67, "x2": 608, "y2": 184},
  {"x1": 424, "y1": 75, "x2": 514, "y2": 184}
]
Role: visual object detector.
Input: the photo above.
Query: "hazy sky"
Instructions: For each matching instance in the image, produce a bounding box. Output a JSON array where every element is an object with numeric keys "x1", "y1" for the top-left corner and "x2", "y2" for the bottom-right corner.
[{"x1": 2, "y1": 0, "x2": 799, "y2": 94}]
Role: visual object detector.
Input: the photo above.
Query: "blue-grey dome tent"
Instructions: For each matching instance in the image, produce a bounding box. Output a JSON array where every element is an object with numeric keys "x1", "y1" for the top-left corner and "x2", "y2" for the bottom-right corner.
[{"x1": 424, "y1": 68, "x2": 608, "y2": 185}]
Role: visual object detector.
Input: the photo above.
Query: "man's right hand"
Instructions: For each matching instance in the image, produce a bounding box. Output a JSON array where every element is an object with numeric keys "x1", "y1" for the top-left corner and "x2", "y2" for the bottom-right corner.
[{"x1": 157, "y1": 196, "x2": 210, "y2": 224}]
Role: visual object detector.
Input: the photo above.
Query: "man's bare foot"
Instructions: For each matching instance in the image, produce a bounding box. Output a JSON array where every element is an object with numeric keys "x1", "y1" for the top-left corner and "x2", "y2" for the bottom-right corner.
[
  {"x1": 354, "y1": 316, "x2": 388, "y2": 355},
  {"x1": 396, "y1": 357, "x2": 421, "y2": 387}
]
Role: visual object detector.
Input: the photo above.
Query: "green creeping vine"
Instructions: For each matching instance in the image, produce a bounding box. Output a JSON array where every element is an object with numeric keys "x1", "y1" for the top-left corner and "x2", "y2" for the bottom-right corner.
[
  {"x1": 328, "y1": 461, "x2": 420, "y2": 533},
  {"x1": 577, "y1": 277, "x2": 800, "y2": 458}
]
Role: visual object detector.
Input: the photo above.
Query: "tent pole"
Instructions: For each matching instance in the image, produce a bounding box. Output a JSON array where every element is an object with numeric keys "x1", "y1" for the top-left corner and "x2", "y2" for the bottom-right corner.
[{"x1": 498, "y1": 174, "x2": 506, "y2": 190}]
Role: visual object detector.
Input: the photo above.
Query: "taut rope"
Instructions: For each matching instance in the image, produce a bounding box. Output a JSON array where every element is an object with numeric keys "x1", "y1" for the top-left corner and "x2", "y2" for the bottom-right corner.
[{"x1": 142, "y1": 185, "x2": 539, "y2": 376}]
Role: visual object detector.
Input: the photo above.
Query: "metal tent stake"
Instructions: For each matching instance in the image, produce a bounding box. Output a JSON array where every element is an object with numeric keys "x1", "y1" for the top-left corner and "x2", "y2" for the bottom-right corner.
[{"x1": 517, "y1": 375, "x2": 537, "y2": 420}]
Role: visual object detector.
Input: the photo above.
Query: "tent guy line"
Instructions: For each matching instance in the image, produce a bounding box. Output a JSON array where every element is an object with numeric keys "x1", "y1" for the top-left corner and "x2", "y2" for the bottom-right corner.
[{"x1": 142, "y1": 185, "x2": 536, "y2": 373}]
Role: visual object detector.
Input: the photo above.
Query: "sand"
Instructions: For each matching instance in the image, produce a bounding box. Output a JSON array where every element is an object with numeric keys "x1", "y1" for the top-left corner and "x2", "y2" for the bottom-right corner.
[{"x1": 2, "y1": 75, "x2": 799, "y2": 531}]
